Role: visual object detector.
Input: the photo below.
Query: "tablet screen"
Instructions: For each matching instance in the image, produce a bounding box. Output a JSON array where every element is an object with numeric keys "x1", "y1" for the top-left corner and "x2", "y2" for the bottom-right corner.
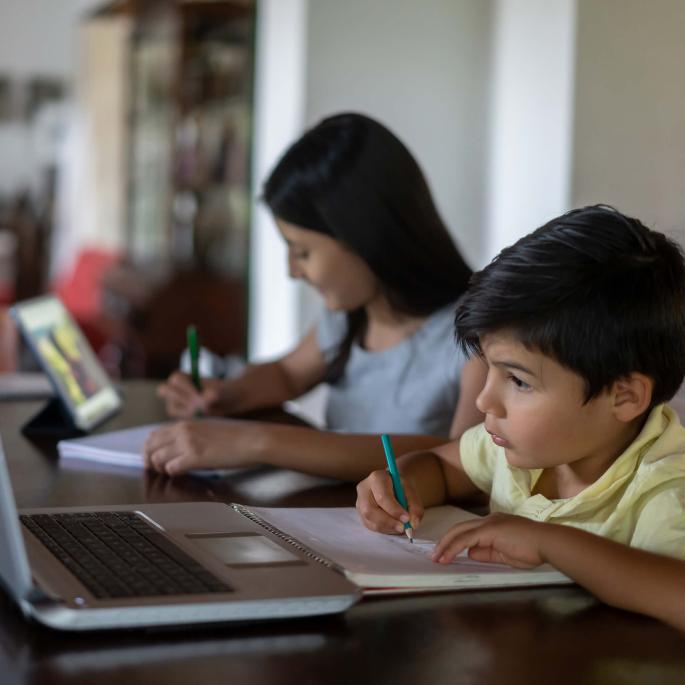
[{"x1": 11, "y1": 296, "x2": 121, "y2": 431}]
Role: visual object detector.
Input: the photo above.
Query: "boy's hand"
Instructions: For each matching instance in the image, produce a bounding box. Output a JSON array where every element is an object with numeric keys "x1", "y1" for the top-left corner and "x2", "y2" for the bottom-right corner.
[
  {"x1": 157, "y1": 372, "x2": 228, "y2": 418},
  {"x1": 431, "y1": 513, "x2": 550, "y2": 568},
  {"x1": 356, "y1": 468, "x2": 424, "y2": 535}
]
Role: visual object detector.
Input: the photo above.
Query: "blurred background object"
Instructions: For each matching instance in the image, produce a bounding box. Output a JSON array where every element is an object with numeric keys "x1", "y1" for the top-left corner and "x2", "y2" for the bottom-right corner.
[
  {"x1": 1, "y1": 0, "x2": 254, "y2": 379},
  {"x1": 1, "y1": 0, "x2": 684, "y2": 382}
]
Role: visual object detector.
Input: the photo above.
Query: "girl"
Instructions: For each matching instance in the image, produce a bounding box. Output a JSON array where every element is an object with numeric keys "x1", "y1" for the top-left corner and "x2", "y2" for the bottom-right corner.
[{"x1": 144, "y1": 113, "x2": 485, "y2": 480}]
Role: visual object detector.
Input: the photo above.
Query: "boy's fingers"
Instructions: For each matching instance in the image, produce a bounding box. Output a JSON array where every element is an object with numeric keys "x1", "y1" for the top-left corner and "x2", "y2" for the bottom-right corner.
[
  {"x1": 403, "y1": 483, "x2": 424, "y2": 529},
  {"x1": 369, "y1": 472, "x2": 413, "y2": 522},
  {"x1": 358, "y1": 493, "x2": 406, "y2": 534},
  {"x1": 432, "y1": 519, "x2": 488, "y2": 562},
  {"x1": 356, "y1": 477, "x2": 407, "y2": 534},
  {"x1": 466, "y1": 546, "x2": 504, "y2": 564}
]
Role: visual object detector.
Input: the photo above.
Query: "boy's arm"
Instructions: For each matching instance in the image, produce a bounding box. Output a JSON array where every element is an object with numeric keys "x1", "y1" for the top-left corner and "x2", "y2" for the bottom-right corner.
[
  {"x1": 432, "y1": 514, "x2": 685, "y2": 633},
  {"x1": 355, "y1": 438, "x2": 482, "y2": 534}
]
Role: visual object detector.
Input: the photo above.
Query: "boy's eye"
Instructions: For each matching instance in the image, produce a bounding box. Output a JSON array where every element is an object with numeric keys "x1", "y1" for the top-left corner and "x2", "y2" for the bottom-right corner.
[
  {"x1": 508, "y1": 374, "x2": 531, "y2": 391},
  {"x1": 290, "y1": 249, "x2": 309, "y2": 260}
]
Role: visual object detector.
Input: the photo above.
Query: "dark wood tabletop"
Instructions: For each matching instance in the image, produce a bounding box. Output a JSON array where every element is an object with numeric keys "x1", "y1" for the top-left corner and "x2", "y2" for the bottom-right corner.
[{"x1": 2, "y1": 381, "x2": 685, "y2": 685}]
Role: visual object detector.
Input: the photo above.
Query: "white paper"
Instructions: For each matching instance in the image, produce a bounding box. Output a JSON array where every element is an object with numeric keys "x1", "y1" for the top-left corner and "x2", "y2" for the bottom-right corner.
[{"x1": 248, "y1": 506, "x2": 571, "y2": 589}]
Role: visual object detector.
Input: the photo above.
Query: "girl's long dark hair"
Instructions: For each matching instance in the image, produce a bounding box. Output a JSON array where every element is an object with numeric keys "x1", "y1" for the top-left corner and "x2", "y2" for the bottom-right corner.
[{"x1": 263, "y1": 112, "x2": 472, "y2": 381}]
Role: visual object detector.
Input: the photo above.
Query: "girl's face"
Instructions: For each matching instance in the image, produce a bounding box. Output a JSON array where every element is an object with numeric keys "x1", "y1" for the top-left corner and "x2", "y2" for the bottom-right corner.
[{"x1": 276, "y1": 219, "x2": 378, "y2": 311}]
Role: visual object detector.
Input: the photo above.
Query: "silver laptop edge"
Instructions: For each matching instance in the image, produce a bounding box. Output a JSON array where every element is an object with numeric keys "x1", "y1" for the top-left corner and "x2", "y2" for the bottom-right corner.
[
  {"x1": 0, "y1": 436, "x2": 37, "y2": 615},
  {"x1": 0, "y1": 438, "x2": 359, "y2": 630}
]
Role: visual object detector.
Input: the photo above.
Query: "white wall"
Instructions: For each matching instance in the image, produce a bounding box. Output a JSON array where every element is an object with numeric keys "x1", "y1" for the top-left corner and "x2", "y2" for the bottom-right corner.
[
  {"x1": 305, "y1": 0, "x2": 493, "y2": 269},
  {"x1": 571, "y1": 0, "x2": 685, "y2": 242},
  {"x1": 298, "y1": 0, "x2": 494, "y2": 332},
  {"x1": 0, "y1": 0, "x2": 102, "y2": 196},
  {"x1": 249, "y1": 0, "x2": 308, "y2": 361},
  {"x1": 485, "y1": 0, "x2": 576, "y2": 260},
  {"x1": 0, "y1": 0, "x2": 97, "y2": 77}
]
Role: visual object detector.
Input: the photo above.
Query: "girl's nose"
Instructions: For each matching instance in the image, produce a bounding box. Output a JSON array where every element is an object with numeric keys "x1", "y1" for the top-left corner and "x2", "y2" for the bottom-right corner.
[{"x1": 287, "y1": 255, "x2": 302, "y2": 279}]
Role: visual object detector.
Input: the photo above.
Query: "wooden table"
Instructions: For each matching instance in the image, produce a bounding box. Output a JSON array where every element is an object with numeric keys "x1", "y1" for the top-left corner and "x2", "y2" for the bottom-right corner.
[{"x1": 2, "y1": 381, "x2": 684, "y2": 685}]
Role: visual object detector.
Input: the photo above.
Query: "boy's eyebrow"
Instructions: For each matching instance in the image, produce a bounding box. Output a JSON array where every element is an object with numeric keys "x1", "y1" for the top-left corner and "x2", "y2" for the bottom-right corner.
[{"x1": 491, "y1": 360, "x2": 538, "y2": 378}]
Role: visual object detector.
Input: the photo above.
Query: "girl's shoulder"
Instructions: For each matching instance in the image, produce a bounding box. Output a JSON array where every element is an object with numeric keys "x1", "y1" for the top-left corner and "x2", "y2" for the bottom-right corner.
[
  {"x1": 416, "y1": 302, "x2": 458, "y2": 341},
  {"x1": 316, "y1": 308, "x2": 347, "y2": 358}
]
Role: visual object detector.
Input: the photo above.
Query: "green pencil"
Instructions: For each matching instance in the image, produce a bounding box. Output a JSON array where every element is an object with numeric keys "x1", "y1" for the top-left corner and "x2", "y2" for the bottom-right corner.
[
  {"x1": 186, "y1": 325, "x2": 202, "y2": 391},
  {"x1": 381, "y1": 434, "x2": 414, "y2": 542}
]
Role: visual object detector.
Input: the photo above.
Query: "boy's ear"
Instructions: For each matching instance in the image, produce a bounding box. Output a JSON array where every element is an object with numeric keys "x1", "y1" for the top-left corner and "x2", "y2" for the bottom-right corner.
[{"x1": 611, "y1": 373, "x2": 654, "y2": 422}]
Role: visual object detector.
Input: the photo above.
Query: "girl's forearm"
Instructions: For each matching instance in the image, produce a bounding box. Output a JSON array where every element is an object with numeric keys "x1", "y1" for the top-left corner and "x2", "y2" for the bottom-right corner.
[
  {"x1": 223, "y1": 361, "x2": 304, "y2": 415},
  {"x1": 253, "y1": 425, "x2": 446, "y2": 482}
]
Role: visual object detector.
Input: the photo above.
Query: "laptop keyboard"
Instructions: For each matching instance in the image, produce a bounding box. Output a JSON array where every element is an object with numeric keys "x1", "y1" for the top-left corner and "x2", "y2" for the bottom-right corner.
[{"x1": 21, "y1": 511, "x2": 232, "y2": 599}]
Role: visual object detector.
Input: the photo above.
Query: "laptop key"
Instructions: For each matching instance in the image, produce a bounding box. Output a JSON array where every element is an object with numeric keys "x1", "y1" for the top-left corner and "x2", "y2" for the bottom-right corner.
[{"x1": 21, "y1": 511, "x2": 232, "y2": 599}]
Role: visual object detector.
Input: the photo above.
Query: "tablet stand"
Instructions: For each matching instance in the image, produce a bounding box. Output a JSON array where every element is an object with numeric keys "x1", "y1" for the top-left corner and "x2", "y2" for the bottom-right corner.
[{"x1": 21, "y1": 398, "x2": 86, "y2": 439}]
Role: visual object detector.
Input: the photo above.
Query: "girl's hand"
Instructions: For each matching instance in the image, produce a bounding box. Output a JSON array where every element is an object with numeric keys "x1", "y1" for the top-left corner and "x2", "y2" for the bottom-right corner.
[
  {"x1": 143, "y1": 419, "x2": 261, "y2": 475},
  {"x1": 355, "y1": 468, "x2": 424, "y2": 535},
  {"x1": 156, "y1": 373, "x2": 230, "y2": 418},
  {"x1": 431, "y1": 513, "x2": 550, "y2": 568}
]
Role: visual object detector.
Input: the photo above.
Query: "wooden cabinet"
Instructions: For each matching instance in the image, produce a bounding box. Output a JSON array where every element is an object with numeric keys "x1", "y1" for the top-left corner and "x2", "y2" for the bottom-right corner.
[{"x1": 93, "y1": 0, "x2": 255, "y2": 377}]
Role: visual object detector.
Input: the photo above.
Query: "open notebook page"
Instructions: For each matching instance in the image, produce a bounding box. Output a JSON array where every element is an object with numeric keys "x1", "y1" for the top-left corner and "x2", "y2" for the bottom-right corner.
[{"x1": 248, "y1": 505, "x2": 571, "y2": 591}]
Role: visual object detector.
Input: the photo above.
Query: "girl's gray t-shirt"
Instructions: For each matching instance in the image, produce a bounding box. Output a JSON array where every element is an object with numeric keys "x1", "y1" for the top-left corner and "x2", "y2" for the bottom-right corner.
[{"x1": 316, "y1": 304, "x2": 465, "y2": 436}]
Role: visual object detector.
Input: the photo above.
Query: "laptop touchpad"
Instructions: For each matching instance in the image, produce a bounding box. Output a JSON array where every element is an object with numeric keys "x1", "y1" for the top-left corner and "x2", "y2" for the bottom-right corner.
[{"x1": 188, "y1": 533, "x2": 305, "y2": 567}]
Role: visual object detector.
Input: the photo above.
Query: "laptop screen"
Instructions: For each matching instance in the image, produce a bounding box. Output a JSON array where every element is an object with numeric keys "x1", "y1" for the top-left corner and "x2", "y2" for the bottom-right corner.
[{"x1": 11, "y1": 295, "x2": 121, "y2": 431}]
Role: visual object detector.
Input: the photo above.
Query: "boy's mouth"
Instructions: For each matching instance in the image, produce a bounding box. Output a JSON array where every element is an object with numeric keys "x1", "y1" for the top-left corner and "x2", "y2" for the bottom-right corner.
[{"x1": 486, "y1": 427, "x2": 511, "y2": 449}]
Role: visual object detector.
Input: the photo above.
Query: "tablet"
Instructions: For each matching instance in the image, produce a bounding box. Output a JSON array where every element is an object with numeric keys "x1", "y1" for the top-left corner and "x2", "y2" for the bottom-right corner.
[{"x1": 10, "y1": 295, "x2": 121, "y2": 432}]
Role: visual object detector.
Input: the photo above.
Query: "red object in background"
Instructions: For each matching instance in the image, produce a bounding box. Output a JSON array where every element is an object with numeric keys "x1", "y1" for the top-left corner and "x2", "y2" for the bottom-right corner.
[
  {"x1": 52, "y1": 248, "x2": 121, "y2": 353},
  {"x1": 0, "y1": 285, "x2": 13, "y2": 305}
]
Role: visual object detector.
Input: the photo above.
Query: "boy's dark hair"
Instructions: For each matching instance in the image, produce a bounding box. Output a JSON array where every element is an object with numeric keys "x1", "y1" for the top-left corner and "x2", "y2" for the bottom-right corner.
[
  {"x1": 455, "y1": 205, "x2": 685, "y2": 409},
  {"x1": 263, "y1": 112, "x2": 471, "y2": 381}
]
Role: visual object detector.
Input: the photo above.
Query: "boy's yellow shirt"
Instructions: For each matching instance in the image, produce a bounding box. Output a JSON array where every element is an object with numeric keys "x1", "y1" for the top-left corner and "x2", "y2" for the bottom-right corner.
[{"x1": 460, "y1": 404, "x2": 685, "y2": 559}]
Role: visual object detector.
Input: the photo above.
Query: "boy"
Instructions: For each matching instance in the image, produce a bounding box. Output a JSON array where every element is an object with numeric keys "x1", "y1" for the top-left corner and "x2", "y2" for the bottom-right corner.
[{"x1": 356, "y1": 206, "x2": 685, "y2": 568}]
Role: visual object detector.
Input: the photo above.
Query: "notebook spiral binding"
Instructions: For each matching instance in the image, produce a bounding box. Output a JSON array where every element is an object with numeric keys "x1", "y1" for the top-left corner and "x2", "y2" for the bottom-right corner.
[{"x1": 232, "y1": 504, "x2": 343, "y2": 573}]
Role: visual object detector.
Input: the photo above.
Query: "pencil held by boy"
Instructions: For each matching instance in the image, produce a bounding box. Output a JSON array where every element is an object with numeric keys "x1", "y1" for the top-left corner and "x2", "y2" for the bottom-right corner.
[{"x1": 356, "y1": 205, "x2": 685, "y2": 570}]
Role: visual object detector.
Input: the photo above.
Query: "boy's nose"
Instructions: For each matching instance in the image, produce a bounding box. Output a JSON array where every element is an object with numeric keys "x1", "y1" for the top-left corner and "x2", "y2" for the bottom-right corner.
[{"x1": 476, "y1": 381, "x2": 504, "y2": 417}]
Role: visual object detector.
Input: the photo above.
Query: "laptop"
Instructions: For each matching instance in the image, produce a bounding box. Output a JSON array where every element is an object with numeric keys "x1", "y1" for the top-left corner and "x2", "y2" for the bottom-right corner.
[
  {"x1": 10, "y1": 295, "x2": 122, "y2": 437},
  {"x1": 0, "y1": 440, "x2": 360, "y2": 630}
]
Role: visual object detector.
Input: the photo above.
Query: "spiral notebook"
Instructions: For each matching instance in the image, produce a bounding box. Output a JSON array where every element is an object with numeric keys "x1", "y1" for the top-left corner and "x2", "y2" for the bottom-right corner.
[{"x1": 238, "y1": 505, "x2": 572, "y2": 594}]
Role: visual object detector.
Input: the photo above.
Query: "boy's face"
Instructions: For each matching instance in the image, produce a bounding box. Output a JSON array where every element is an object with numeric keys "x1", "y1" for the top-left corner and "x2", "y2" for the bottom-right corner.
[{"x1": 476, "y1": 332, "x2": 625, "y2": 473}]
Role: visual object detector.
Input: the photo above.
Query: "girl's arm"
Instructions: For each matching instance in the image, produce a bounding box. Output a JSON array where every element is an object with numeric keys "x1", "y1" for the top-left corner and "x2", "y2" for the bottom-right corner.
[
  {"x1": 146, "y1": 335, "x2": 488, "y2": 484},
  {"x1": 143, "y1": 418, "x2": 449, "y2": 482},
  {"x1": 157, "y1": 328, "x2": 327, "y2": 418}
]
